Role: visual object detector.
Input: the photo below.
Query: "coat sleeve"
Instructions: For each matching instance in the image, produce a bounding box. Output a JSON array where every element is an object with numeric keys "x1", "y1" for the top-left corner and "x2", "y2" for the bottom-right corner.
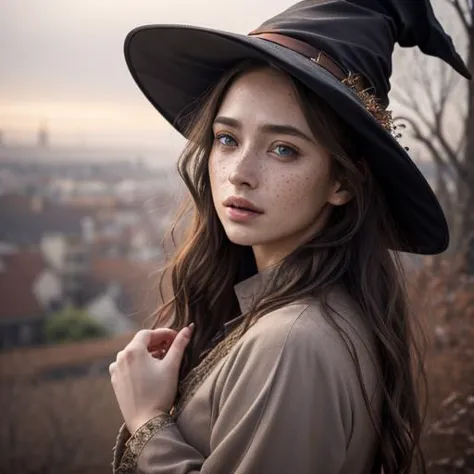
[{"x1": 112, "y1": 308, "x2": 355, "y2": 474}]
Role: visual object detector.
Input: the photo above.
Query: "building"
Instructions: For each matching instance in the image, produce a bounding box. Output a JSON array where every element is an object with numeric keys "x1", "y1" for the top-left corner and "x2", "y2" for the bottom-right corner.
[
  {"x1": 0, "y1": 194, "x2": 86, "y2": 247},
  {"x1": 0, "y1": 249, "x2": 48, "y2": 349},
  {"x1": 0, "y1": 235, "x2": 156, "y2": 350},
  {"x1": 37, "y1": 121, "x2": 49, "y2": 148}
]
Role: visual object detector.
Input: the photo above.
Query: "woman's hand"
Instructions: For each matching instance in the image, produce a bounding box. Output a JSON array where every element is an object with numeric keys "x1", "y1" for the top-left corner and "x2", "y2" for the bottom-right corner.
[{"x1": 109, "y1": 324, "x2": 194, "y2": 434}]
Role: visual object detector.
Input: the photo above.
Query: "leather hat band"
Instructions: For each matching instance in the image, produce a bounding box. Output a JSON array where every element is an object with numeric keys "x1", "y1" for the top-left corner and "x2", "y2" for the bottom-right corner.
[{"x1": 249, "y1": 32, "x2": 346, "y2": 81}]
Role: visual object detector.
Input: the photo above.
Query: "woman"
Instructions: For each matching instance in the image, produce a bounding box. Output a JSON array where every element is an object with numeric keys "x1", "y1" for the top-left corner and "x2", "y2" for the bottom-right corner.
[{"x1": 109, "y1": 1, "x2": 471, "y2": 473}]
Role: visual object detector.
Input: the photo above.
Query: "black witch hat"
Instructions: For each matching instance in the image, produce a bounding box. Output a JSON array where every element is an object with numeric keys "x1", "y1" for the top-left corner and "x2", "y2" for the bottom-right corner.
[{"x1": 124, "y1": 0, "x2": 471, "y2": 255}]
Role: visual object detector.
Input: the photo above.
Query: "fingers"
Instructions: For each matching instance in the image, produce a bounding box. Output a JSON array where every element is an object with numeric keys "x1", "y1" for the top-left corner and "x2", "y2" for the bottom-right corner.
[
  {"x1": 129, "y1": 329, "x2": 153, "y2": 348},
  {"x1": 164, "y1": 324, "x2": 194, "y2": 368},
  {"x1": 150, "y1": 346, "x2": 170, "y2": 359},
  {"x1": 150, "y1": 349, "x2": 166, "y2": 360},
  {"x1": 147, "y1": 329, "x2": 178, "y2": 353},
  {"x1": 129, "y1": 328, "x2": 177, "y2": 351},
  {"x1": 110, "y1": 326, "x2": 193, "y2": 378}
]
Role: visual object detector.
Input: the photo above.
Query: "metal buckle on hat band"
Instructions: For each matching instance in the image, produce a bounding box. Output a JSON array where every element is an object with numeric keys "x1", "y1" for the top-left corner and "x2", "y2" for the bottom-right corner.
[
  {"x1": 313, "y1": 52, "x2": 323, "y2": 64},
  {"x1": 248, "y1": 31, "x2": 346, "y2": 81}
]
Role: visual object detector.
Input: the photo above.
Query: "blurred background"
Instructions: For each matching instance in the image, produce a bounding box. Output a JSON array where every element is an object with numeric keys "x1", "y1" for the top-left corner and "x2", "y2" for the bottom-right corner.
[{"x1": 0, "y1": 1, "x2": 472, "y2": 473}]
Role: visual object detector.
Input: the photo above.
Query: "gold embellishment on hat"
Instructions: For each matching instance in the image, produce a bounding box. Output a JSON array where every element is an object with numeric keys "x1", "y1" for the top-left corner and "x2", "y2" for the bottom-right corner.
[
  {"x1": 250, "y1": 32, "x2": 398, "y2": 140},
  {"x1": 342, "y1": 74, "x2": 394, "y2": 135}
]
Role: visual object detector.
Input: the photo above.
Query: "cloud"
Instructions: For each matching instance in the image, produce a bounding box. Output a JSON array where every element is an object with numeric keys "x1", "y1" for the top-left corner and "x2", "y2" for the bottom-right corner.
[
  {"x1": 0, "y1": 1, "x2": 293, "y2": 102},
  {"x1": 0, "y1": 0, "x2": 293, "y2": 145}
]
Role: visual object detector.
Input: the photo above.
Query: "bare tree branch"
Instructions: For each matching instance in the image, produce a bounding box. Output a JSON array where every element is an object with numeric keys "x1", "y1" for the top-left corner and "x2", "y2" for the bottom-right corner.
[
  {"x1": 420, "y1": 64, "x2": 441, "y2": 123},
  {"x1": 392, "y1": 86, "x2": 423, "y2": 116},
  {"x1": 435, "y1": 163, "x2": 454, "y2": 216},
  {"x1": 449, "y1": 0, "x2": 471, "y2": 34},
  {"x1": 395, "y1": 115, "x2": 467, "y2": 182},
  {"x1": 435, "y1": 126, "x2": 466, "y2": 173},
  {"x1": 460, "y1": 0, "x2": 472, "y2": 14},
  {"x1": 392, "y1": 47, "x2": 466, "y2": 179},
  {"x1": 456, "y1": 134, "x2": 467, "y2": 157},
  {"x1": 438, "y1": 61, "x2": 459, "y2": 114},
  {"x1": 392, "y1": 96, "x2": 464, "y2": 175}
]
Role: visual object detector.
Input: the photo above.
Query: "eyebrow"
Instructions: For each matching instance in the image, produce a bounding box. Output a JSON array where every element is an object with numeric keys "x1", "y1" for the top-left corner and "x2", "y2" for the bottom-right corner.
[{"x1": 213, "y1": 116, "x2": 315, "y2": 144}]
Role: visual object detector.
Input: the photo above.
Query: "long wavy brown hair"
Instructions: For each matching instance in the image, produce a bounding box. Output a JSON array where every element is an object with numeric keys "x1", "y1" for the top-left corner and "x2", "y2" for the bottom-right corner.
[{"x1": 151, "y1": 60, "x2": 427, "y2": 474}]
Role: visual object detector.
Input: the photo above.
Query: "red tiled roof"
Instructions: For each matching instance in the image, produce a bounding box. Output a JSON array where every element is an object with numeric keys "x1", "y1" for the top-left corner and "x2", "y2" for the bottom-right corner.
[
  {"x1": 0, "y1": 193, "x2": 36, "y2": 211},
  {"x1": 91, "y1": 257, "x2": 163, "y2": 327},
  {"x1": 0, "y1": 194, "x2": 85, "y2": 246},
  {"x1": 0, "y1": 250, "x2": 45, "y2": 321}
]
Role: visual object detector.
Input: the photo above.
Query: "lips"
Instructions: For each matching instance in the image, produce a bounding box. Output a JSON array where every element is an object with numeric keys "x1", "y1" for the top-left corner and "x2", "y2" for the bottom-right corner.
[{"x1": 223, "y1": 196, "x2": 263, "y2": 214}]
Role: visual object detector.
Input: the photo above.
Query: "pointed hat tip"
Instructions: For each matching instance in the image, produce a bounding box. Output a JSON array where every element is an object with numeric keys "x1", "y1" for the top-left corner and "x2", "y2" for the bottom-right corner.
[
  {"x1": 451, "y1": 55, "x2": 472, "y2": 80},
  {"x1": 461, "y1": 66, "x2": 472, "y2": 81}
]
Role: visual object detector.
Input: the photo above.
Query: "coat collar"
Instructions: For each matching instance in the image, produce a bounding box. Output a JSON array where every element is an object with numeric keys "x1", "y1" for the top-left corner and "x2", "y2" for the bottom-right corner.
[{"x1": 223, "y1": 265, "x2": 278, "y2": 336}]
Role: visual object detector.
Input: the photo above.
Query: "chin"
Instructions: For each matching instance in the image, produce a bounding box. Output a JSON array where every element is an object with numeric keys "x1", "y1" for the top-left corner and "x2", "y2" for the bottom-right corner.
[{"x1": 224, "y1": 226, "x2": 271, "y2": 247}]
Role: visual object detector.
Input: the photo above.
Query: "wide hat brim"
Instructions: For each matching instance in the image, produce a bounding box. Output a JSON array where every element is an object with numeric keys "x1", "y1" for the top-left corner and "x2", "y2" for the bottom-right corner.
[{"x1": 124, "y1": 25, "x2": 449, "y2": 255}]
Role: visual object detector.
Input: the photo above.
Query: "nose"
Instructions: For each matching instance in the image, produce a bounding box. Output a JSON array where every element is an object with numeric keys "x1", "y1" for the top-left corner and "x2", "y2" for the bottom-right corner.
[{"x1": 228, "y1": 145, "x2": 259, "y2": 189}]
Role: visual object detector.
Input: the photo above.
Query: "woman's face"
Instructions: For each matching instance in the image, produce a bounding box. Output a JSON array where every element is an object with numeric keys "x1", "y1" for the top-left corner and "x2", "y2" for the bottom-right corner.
[{"x1": 208, "y1": 66, "x2": 348, "y2": 270}]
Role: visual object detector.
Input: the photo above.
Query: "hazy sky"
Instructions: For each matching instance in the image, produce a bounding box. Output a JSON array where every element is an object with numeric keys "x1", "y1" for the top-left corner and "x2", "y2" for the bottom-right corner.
[
  {"x1": 0, "y1": 0, "x2": 295, "y2": 149},
  {"x1": 0, "y1": 0, "x2": 465, "y2": 152}
]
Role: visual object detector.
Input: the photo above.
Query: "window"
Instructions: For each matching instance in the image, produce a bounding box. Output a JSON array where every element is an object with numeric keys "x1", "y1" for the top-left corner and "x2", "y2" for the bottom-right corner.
[{"x1": 19, "y1": 323, "x2": 33, "y2": 345}]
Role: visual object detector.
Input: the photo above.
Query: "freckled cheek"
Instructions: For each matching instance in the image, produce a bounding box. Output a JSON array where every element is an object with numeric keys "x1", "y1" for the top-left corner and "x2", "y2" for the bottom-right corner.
[
  {"x1": 266, "y1": 174, "x2": 313, "y2": 212},
  {"x1": 209, "y1": 154, "x2": 229, "y2": 184}
]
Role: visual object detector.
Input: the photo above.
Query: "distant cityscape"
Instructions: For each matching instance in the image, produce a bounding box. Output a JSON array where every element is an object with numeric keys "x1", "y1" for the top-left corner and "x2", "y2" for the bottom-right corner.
[
  {"x1": 0, "y1": 118, "x2": 185, "y2": 167},
  {"x1": 0, "y1": 121, "x2": 186, "y2": 354}
]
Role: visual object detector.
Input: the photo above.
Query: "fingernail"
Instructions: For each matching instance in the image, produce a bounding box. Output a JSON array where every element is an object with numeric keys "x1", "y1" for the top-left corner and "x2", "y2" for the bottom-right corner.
[{"x1": 183, "y1": 323, "x2": 194, "y2": 339}]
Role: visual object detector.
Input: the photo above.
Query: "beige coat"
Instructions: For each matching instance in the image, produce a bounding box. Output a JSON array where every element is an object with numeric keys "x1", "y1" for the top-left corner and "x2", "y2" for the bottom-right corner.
[{"x1": 112, "y1": 271, "x2": 381, "y2": 474}]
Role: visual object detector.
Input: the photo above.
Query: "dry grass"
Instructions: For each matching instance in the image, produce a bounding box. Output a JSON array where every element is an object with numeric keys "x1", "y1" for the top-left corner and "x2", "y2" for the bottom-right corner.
[
  {"x1": 0, "y1": 375, "x2": 123, "y2": 474},
  {"x1": 410, "y1": 257, "x2": 474, "y2": 473},
  {"x1": 0, "y1": 335, "x2": 131, "y2": 474}
]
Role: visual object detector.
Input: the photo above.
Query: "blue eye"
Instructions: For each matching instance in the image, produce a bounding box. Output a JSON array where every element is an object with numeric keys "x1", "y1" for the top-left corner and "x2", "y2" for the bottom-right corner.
[
  {"x1": 273, "y1": 144, "x2": 298, "y2": 158},
  {"x1": 216, "y1": 134, "x2": 237, "y2": 147}
]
